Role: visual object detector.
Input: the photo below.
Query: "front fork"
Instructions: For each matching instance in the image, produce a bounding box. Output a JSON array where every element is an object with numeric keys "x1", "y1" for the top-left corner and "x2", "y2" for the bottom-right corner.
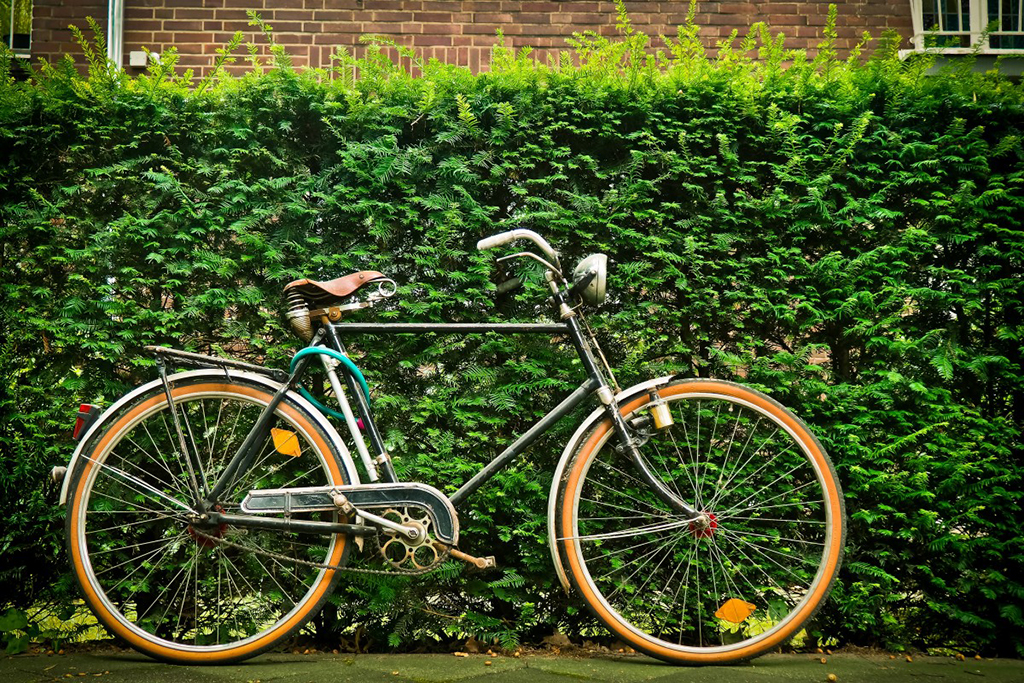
[
  {"x1": 552, "y1": 277, "x2": 704, "y2": 524},
  {"x1": 602, "y1": 389, "x2": 705, "y2": 522}
]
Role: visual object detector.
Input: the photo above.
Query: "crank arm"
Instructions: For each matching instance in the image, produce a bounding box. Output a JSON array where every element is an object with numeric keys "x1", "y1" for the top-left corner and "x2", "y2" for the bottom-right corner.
[{"x1": 355, "y1": 508, "x2": 421, "y2": 541}]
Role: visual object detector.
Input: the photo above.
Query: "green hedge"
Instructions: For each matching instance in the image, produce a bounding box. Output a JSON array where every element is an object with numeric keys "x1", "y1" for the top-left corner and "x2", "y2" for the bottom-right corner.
[{"x1": 2, "y1": 6, "x2": 1023, "y2": 655}]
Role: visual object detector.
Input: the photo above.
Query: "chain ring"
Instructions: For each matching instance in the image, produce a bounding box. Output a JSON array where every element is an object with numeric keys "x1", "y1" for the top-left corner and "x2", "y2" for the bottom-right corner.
[{"x1": 375, "y1": 508, "x2": 444, "y2": 572}]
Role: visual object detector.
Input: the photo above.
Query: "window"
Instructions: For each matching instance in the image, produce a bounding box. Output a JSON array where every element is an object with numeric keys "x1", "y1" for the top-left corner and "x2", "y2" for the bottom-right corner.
[
  {"x1": 2, "y1": 0, "x2": 32, "y2": 58},
  {"x1": 988, "y1": 0, "x2": 1024, "y2": 49},
  {"x1": 910, "y1": 0, "x2": 1024, "y2": 52}
]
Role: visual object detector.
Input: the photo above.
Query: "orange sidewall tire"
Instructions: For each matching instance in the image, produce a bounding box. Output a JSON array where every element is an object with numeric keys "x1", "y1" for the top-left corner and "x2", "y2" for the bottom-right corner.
[
  {"x1": 66, "y1": 380, "x2": 348, "y2": 664},
  {"x1": 558, "y1": 379, "x2": 845, "y2": 664}
]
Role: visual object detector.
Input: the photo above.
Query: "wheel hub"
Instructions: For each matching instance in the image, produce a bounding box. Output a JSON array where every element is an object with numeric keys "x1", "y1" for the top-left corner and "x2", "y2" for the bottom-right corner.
[
  {"x1": 188, "y1": 506, "x2": 228, "y2": 548},
  {"x1": 688, "y1": 512, "x2": 718, "y2": 539}
]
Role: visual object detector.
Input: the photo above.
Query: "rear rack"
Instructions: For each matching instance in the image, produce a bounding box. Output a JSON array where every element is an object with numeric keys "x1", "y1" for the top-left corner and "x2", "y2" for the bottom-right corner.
[{"x1": 144, "y1": 346, "x2": 290, "y2": 383}]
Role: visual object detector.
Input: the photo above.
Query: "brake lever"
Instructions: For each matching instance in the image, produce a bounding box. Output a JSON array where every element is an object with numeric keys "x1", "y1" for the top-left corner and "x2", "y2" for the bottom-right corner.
[{"x1": 495, "y1": 251, "x2": 562, "y2": 276}]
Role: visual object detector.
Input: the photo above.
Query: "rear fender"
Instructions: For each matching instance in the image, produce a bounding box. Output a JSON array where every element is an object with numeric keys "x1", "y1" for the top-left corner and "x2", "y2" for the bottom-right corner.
[{"x1": 59, "y1": 369, "x2": 359, "y2": 504}]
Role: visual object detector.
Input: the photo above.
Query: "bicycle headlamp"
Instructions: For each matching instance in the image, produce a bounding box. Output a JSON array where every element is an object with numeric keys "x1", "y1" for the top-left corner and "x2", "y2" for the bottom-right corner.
[{"x1": 572, "y1": 253, "x2": 608, "y2": 306}]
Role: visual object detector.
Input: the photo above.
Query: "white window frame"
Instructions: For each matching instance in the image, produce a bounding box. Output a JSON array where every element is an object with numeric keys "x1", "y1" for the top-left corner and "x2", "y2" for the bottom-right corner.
[
  {"x1": 908, "y1": 0, "x2": 1024, "y2": 54},
  {"x1": 3, "y1": 0, "x2": 32, "y2": 58}
]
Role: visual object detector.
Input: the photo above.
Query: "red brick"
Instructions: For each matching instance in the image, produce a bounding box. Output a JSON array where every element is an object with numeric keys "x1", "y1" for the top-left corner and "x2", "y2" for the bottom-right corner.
[
  {"x1": 314, "y1": 32, "x2": 359, "y2": 44},
  {"x1": 362, "y1": 22, "x2": 400, "y2": 32},
  {"x1": 520, "y1": 2, "x2": 560, "y2": 11},
  {"x1": 553, "y1": 1, "x2": 598, "y2": 11},
  {"x1": 175, "y1": 32, "x2": 215, "y2": 43},
  {"x1": 311, "y1": 11, "x2": 354, "y2": 24},
  {"x1": 413, "y1": 12, "x2": 454, "y2": 23},
  {"x1": 463, "y1": 23, "x2": 504, "y2": 35},
  {"x1": 421, "y1": 23, "x2": 462, "y2": 34},
  {"x1": 266, "y1": 20, "x2": 304, "y2": 31},
  {"x1": 176, "y1": 9, "x2": 212, "y2": 19},
  {"x1": 411, "y1": 34, "x2": 453, "y2": 46},
  {"x1": 570, "y1": 14, "x2": 607, "y2": 25},
  {"x1": 175, "y1": 43, "x2": 207, "y2": 54},
  {"x1": 517, "y1": 13, "x2": 552, "y2": 24},
  {"x1": 318, "y1": 21, "x2": 360, "y2": 32},
  {"x1": 214, "y1": 8, "x2": 250, "y2": 20},
  {"x1": 364, "y1": 1, "x2": 408, "y2": 9},
  {"x1": 373, "y1": 11, "x2": 414, "y2": 22},
  {"x1": 770, "y1": 14, "x2": 807, "y2": 26},
  {"x1": 719, "y1": 3, "x2": 757, "y2": 14},
  {"x1": 124, "y1": 31, "x2": 154, "y2": 43},
  {"x1": 203, "y1": 21, "x2": 224, "y2": 31},
  {"x1": 475, "y1": 12, "x2": 514, "y2": 23},
  {"x1": 129, "y1": 20, "x2": 163, "y2": 31},
  {"x1": 525, "y1": 25, "x2": 575, "y2": 36},
  {"x1": 276, "y1": 32, "x2": 311, "y2": 44},
  {"x1": 164, "y1": 20, "x2": 204, "y2": 31}
]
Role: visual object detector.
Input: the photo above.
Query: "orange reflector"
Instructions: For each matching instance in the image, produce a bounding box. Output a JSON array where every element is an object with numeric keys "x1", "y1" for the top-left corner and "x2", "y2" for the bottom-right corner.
[
  {"x1": 715, "y1": 598, "x2": 756, "y2": 624},
  {"x1": 271, "y1": 428, "x2": 301, "y2": 457}
]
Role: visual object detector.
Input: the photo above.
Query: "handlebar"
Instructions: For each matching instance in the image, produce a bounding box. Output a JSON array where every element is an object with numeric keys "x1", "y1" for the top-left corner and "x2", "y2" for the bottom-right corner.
[{"x1": 477, "y1": 229, "x2": 561, "y2": 273}]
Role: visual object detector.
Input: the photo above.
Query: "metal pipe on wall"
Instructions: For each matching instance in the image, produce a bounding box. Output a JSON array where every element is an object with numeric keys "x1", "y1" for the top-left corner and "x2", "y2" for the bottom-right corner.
[{"x1": 106, "y1": 0, "x2": 124, "y2": 68}]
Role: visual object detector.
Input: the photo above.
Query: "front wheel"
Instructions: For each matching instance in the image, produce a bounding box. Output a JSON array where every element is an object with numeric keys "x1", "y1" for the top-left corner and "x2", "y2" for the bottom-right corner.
[
  {"x1": 555, "y1": 379, "x2": 845, "y2": 664},
  {"x1": 65, "y1": 374, "x2": 352, "y2": 664}
]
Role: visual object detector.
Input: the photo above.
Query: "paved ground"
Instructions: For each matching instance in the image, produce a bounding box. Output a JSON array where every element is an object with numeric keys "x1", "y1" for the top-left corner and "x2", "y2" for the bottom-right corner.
[{"x1": 3, "y1": 651, "x2": 1022, "y2": 683}]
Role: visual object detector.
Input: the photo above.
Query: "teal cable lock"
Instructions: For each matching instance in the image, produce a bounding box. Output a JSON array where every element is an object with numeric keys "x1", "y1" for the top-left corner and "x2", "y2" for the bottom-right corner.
[{"x1": 290, "y1": 347, "x2": 371, "y2": 421}]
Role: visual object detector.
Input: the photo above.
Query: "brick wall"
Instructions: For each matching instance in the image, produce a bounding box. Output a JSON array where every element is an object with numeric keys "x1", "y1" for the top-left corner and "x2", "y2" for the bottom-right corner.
[
  {"x1": 31, "y1": 1, "x2": 914, "y2": 75},
  {"x1": 31, "y1": 0, "x2": 108, "y2": 66}
]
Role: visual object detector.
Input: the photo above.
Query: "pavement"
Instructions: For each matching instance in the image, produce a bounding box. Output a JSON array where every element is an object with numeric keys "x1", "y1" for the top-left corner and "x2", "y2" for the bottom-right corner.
[{"x1": 3, "y1": 650, "x2": 1022, "y2": 683}]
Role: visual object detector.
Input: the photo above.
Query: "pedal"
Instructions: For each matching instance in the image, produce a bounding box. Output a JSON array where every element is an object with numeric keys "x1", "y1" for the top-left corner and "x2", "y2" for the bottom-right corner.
[{"x1": 446, "y1": 546, "x2": 497, "y2": 570}]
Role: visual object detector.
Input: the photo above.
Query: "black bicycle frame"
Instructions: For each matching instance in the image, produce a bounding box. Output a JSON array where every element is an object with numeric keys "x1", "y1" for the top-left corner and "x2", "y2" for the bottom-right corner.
[{"x1": 197, "y1": 291, "x2": 701, "y2": 525}]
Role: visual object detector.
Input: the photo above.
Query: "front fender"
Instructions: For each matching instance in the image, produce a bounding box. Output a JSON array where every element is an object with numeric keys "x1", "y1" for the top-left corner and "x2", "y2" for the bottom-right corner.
[
  {"x1": 547, "y1": 375, "x2": 678, "y2": 593},
  {"x1": 59, "y1": 368, "x2": 358, "y2": 505}
]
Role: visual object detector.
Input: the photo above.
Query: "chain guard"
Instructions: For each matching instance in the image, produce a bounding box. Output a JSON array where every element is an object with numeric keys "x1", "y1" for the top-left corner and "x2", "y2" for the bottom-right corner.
[{"x1": 189, "y1": 515, "x2": 450, "y2": 576}]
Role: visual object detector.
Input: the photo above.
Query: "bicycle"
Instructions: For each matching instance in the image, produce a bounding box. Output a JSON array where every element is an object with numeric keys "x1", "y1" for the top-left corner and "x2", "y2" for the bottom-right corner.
[{"x1": 56, "y1": 229, "x2": 845, "y2": 665}]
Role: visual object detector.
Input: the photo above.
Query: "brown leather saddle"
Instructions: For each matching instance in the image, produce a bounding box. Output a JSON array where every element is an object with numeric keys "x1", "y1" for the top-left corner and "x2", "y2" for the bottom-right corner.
[{"x1": 283, "y1": 270, "x2": 386, "y2": 306}]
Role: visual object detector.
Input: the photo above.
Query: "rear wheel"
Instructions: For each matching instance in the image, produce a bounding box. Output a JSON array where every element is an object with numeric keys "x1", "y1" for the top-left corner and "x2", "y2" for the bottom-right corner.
[
  {"x1": 555, "y1": 379, "x2": 844, "y2": 664},
  {"x1": 66, "y1": 374, "x2": 352, "y2": 664}
]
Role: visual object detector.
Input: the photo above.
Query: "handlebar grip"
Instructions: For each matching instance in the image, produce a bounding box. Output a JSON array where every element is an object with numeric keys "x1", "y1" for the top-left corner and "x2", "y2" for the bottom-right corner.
[{"x1": 477, "y1": 231, "x2": 520, "y2": 251}]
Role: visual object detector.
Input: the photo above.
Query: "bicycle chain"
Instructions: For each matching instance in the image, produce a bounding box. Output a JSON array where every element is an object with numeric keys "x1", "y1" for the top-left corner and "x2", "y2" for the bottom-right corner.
[{"x1": 189, "y1": 525, "x2": 450, "y2": 577}]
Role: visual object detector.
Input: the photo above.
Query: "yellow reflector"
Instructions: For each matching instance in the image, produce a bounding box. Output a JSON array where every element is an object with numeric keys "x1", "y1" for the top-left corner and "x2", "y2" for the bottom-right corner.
[
  {"x1": 715, "y1": 598, "x2": 756, "y2": 624},
  {"x1": 271, "y1": 428, "x2": 301, "y2": 457}
]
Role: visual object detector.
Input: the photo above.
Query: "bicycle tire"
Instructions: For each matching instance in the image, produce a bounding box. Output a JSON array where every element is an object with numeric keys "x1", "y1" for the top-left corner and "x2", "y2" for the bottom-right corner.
[
  {"x1": 65, "y1": 373, "x2": 352, "y2": 664},
  {"x1": 555, "y1": 378, "x2": 845, "y2": 664}
]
